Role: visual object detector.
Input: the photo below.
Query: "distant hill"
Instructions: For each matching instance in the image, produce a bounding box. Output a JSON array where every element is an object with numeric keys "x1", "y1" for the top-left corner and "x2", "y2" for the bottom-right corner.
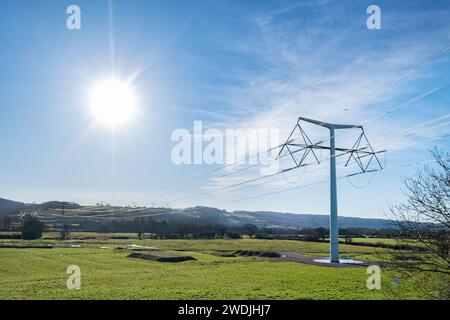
[
  {"x1": 0, "y1": 198, "x2": 27, "y2": 218},
  {"x1": 0, "y1": 199, "x2": 81, "y2": 219},
  {"x1": 156, "y1": 207, "x2": 395, "y2": 230},
  {"x1": 0, "y1": 197, "x2": 395, "y2": 229},
  {"x1": 37, "y1": 201, "x2": 81, "y2": 210}
]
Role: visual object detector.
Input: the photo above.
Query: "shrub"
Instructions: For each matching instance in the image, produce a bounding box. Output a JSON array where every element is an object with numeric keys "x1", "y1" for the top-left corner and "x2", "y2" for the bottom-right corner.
[{"x1": 21, "y1": 216, "x2": 45, "y2": 240}]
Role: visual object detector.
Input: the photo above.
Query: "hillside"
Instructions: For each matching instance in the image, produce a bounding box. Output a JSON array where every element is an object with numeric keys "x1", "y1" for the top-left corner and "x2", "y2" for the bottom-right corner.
[
  {"x1": 160, "y1": 207, "x2": 395, "y2": 229},
  {"x1": 0, "y1": 198, "x2": 26, "y2": 218},
  {"x1": 0, "y1": 196, "x2": 394, "y2": 230}
]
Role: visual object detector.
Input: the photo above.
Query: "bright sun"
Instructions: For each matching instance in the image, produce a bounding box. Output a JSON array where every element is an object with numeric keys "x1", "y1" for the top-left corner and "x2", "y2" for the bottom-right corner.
[{"x1": 90, "y1": 78, "x2": 137, "y2": 127}]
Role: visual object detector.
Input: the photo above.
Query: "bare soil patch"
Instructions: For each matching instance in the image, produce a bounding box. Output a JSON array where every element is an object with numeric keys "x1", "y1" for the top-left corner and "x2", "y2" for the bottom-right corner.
[
  {"x1": 234, "y1": 250, "x2": 281, "y2": 258},
  {"x1": 128, "y1": 251, "x2": 196, "y2": 263}
]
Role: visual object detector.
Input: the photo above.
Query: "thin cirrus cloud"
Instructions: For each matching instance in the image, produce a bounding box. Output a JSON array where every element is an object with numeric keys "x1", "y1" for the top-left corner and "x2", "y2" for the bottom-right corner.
[{"x1": 199, "y1": 2, "x2": 450, "y2": 196}]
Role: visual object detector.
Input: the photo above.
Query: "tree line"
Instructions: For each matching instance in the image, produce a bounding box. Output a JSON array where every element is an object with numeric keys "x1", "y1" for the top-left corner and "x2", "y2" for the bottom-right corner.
[{"x1": 5, "y1": 213, "x2": 400, "y2": 241}]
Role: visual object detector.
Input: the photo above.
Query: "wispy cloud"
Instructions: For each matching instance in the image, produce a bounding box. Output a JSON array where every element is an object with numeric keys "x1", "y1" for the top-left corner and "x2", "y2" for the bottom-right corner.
[{"x1": 203, "y1": 1, "x2": 450, "y2": 193}]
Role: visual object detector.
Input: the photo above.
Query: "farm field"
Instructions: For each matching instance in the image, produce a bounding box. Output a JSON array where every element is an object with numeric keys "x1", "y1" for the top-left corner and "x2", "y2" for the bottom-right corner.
[
  {"x1": 345, "y1": 237, "x2": 398, "y2": 245},
  {"x1": 0, "y1": 237, "x2": 422, "y2": 300},
  {"x1": 345, "y1": 237, "x2": 418, "y2": 245}
]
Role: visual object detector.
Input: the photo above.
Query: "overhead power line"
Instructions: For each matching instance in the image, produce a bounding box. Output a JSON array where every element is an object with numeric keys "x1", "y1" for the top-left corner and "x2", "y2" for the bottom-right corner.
[{"x1": 159, "y1": 43, "x2": 450, "y2": 197}]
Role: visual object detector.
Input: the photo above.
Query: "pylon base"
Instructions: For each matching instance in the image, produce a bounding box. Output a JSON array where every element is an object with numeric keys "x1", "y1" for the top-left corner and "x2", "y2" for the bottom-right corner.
[{"x1": 313, "y1": 258, "x2": 364, "y2": 265}]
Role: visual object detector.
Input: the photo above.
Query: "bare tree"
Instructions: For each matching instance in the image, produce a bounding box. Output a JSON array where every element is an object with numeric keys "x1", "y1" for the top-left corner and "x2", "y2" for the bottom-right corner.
[{"x1": 388, "y1": 148, "x2": 449, "y2": 299}]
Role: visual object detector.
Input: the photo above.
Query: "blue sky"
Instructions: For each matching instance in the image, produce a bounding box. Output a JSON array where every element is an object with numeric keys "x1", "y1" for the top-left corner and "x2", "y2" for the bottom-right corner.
[{"x1": 0, "y1": 0, "x2": 449, "y2": 218}]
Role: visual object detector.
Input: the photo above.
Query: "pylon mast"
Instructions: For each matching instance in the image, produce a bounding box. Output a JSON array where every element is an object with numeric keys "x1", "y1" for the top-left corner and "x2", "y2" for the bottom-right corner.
[{"x1": 279, "y1": 117, "x2": 384, "y2": 263}]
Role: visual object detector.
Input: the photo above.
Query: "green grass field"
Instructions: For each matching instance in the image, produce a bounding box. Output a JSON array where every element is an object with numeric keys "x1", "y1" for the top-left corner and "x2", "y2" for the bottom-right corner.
[
  {"x1": 345, "y1": 237, "x2": 418, "y2": 245},
  {"x1": 0, "y1": 238, "x2": 422, "y2": 300}
]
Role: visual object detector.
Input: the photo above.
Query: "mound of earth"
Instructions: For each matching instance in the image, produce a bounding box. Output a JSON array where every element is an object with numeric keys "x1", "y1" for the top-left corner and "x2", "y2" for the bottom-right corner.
[
  {"x1": 234, "y1": 250, "x2": 281, "y2": 258},
  {"x1": 0, "y1": 244, "x2": 53, "y2": 249},
  {"x1": 259, "y1": 252, "x2": 282, "y2": 258},
  {"x1": 128, "y1": 251, "x2": 196, "y2": 263},
  {"x1": 115, "y1": 244, "x2": 158, "y2": 251}
]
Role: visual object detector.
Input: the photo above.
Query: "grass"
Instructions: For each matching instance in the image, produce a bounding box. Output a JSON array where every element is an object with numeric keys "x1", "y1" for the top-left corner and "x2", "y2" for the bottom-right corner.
[
  {"x1": 0, "y1": 238, "x2": 422, "y2": 300},
  {"x1": 0, "y1": 238, "x2": 382, "y2": 253},
  {"x1": 346, "y1": 237, "x2": 401, "y2": 245}
]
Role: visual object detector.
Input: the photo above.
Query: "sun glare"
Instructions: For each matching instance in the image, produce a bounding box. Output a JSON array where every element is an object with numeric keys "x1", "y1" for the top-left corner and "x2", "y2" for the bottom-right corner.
[{"x1": 90, "y1": 78, "x2": 137, "y2": 127}]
